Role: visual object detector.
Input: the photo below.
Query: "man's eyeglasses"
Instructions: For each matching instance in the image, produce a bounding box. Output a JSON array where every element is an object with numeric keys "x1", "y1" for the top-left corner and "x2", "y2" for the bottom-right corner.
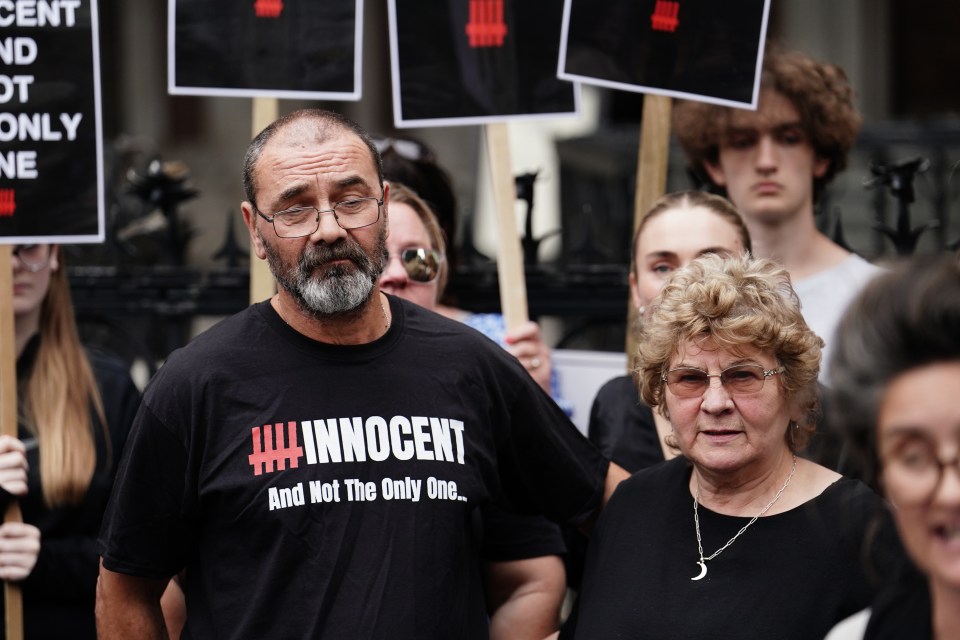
[
  {"x1": 662, "y1": 364, "x2": 785, "y2": 398},
  {"x1": 11, "y1": 244, "x2": 51, "y2": 272},
  {"x1": 390, "y1": 247, "x2": 445, "y2": 283},
  {"x1": 881, "y1": 434, "x2": 960, "y2": 506},
  {"x1": 255, "y1": 194, "x2": 384, "y2": 238}
]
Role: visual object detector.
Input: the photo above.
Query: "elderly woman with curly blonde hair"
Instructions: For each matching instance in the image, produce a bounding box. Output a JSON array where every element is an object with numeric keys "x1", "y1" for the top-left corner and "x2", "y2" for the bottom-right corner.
[{"x1": 559, "y1": 254, "x2": 902, "y2": 640}]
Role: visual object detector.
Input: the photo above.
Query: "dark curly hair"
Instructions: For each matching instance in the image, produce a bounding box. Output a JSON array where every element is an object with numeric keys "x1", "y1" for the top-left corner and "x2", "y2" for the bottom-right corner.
[
  {"x1": 673, "y1": 46, "x2": 861, "y2": 202},
  {"x1": 828, "y1": 256, "x2": 960, "y2": 490}
]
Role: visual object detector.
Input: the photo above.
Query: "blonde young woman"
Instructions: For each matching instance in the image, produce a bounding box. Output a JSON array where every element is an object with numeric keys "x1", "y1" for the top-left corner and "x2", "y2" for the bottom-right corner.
[
  {"x1": 2, "y1": 244, "x2": 139, "y2": 638},
  {"x1": 587, "y1": 191, "x2": 751, "y2": 471}
]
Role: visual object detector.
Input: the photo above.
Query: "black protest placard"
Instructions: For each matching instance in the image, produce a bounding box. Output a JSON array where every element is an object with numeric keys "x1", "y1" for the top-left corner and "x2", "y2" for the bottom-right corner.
[
  {"x1": 170, "y1": 0, "x2": 361, "y2": 100},
  {"x1": 559, "y1": 0, "x2": 770, "y2": 108},
  {"x1": 0, "y1": 0, "x2": 103, "y2": 243},
  {"x1": 389, "y1": 0, "x2": 578, "y2": 127}
]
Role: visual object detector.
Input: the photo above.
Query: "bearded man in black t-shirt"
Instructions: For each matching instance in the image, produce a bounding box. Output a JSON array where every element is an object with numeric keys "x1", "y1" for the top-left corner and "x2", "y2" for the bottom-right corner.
[{"x1": 94, "y1": 108, "x2": 627, "y2": 640}]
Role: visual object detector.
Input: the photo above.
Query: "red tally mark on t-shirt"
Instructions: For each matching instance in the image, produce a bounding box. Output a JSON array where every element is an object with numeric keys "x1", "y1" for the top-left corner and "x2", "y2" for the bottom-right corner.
[
  {"x1": 466, "y1": 0, "x2": 508, "y2": 48},
  {"x1": 249, "y1": 422, "x2": 304, "y2": 476},
  {"x1": 254, "y1": 0, "x2": 283, "y2": 18},
  {"x1": 651, "y1": 0, "x2": 680, "y2": 32},
  {"x1": 0, "y1": 189, "x2": 15, "y2": 217}
]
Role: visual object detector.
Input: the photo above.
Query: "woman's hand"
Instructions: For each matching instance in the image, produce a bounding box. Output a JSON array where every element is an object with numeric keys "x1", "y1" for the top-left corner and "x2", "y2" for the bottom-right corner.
[
  {"x1": 0, "y1": 522, "x2": 41, "y2": 581},
  {"x1": 0, "y1": 435, "x2": 29, "y2": 497},
  {"x1": 505, "y1": 321, "x2": 553, "y2": 394}
]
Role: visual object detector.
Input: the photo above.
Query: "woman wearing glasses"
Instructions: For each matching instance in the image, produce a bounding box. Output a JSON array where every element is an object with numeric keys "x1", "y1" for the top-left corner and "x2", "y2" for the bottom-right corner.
[
  {"x1": 588, "y1": 191, "x2": 751, "y2": 473},
  {"x1": 1, "y1": 244, "x2": 139, "y2": 638},
  {"x1": 377, "y1": 184, "x2": 568, "y2": 640},
  {"x1": 826, "y1": 257, "x2": 960, "y2": 640},
  {"x1": 559, "y1": 254, "x2": 900, "y2": 639},
  {"x1": 376, "y1": 183, "x2": 450, "y2": 313},
  {"x1": 377, "y1": 136, "x2": 563, "y2": 404}
]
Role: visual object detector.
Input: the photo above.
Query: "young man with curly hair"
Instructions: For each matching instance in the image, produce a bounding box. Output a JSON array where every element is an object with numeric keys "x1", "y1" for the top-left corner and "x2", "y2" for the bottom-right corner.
[{"x1": 672, "y1": 47, "x2": 883, "y2": 380}]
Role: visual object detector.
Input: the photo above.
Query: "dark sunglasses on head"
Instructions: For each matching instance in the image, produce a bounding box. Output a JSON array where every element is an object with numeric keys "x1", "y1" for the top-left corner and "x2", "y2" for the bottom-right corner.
[
  {"x1": 392, "y1": 247, "x2": 445, "y2": 283},
  {"x1": 373, "y1": 137, "x2": 433, "y2": 163}
]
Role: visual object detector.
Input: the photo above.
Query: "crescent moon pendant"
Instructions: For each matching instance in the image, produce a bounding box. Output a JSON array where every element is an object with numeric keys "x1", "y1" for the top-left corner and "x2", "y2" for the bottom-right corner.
[{"x1": 691, "y1": 561, "x2": 707, "y2": 581}]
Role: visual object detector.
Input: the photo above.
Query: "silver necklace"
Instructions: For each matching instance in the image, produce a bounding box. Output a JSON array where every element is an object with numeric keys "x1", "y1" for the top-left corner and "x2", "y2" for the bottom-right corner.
[{"x1": 690, "y1": 454, "x2": 797, "y2": 581}]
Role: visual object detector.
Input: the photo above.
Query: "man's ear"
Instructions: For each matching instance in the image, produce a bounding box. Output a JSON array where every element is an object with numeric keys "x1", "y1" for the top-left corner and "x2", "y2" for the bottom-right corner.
[
  {"x1": 381, "y1": 182, "x2": 390, "y2": 237},
  {"x1": 703, "y1": 160, "x2": 727, "y2": 188},
  {"x1": 241, "y1": 203, "x2": 267, "y2": 260}
]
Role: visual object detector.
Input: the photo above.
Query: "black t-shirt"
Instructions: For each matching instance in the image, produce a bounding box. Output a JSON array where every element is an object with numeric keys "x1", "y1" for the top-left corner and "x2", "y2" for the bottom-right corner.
[
  {"x1": 99, "y1": 296, "x2": 607, "y2": 640},
  {"x1": 479, "y1": 504, "x2": 566, "y2": 561},
  {"x1": 563, "y1": 375, "x2": 664, "y2": 589},
  {"x1": 563, "y1": 457, "x2": 902, "y2": 640},
  {"x1": 864, "y1": 559, "x2": 932, "y2": 640},
  {"x1": 587, "y1": 374, "x2": 664, "y2": 472}
]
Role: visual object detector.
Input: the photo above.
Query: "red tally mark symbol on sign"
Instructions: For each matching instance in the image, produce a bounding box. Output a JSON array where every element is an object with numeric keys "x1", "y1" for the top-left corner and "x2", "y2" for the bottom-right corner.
[
  {"x1": 0, "y1": 189, "x2": 14, "y2": 217},
  {"x1": 651, "y1": 0, "x2": 680, "y2": 32},
  {"x1": 249, "y1": 422, "x2": 303, "y2": 476},
  {"x1": 466, "y1": 0, "x2": 508, "y2": 48},
  {"x1": 254, "y1": 0, "x2": 283, "y2": 18}
]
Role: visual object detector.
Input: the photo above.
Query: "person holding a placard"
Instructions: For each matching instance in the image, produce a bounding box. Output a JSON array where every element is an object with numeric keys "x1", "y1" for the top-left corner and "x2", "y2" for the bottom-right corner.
[
  {"x1": 825, "y1": 256, "x2": 960, "y2": 640},
  {"x1": 1, "y1": 244, "x2": 140, "y2": 639},
  {"x1": 378, "y1": 181, "x2": 568, "y2": 639},
  {"x1": 672, "y1": 47, "x2": 884, "y2": 382},
  {"x1": 558, "y1": 254, "x2": 901, "y2": 640},
  {"x1": 377, "y1": 136, "x2": 566, "y2": 408},
  {"x1": 95, "y1": 109, "x2": 628, "y2": 640}
]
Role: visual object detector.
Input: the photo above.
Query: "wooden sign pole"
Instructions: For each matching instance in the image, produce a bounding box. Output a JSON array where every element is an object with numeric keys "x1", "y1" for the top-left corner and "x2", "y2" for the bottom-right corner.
[
  {"x1": 484, "y1": 123, "x2": 529, "y2": 332},
  {"x1": 0, "y1": 245, "x2": 24, "y2": 640},
  {"x1": 625, "y1": 94, "x2": 672, "y2": 363},
  {"x1": 249, "y1": 98, "x2": 279, "y2": 304}
]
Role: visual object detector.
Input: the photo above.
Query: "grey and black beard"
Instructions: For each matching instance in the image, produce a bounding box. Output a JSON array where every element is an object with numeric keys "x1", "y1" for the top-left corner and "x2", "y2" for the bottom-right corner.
[{"x1": 261, "y1": 227, "x2": 387, "y2": 319}]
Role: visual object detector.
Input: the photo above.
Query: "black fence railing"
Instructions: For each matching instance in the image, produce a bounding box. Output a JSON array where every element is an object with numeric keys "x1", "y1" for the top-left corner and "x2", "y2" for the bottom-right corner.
[{"x1": 69, "y1": 119, "x2": 960, "y2": 363}]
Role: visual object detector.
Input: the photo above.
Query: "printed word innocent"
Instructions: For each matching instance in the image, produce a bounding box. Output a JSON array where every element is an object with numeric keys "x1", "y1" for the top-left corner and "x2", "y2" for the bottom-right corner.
[{"x1": 300, "y1": 416, "x2": 466, "y2": 466}]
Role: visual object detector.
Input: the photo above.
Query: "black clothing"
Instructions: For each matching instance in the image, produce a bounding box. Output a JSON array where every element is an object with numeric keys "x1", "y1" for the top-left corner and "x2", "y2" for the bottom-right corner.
[
  {"x1": 864, "y1": 560, "x2": 933, "y2": 640},
  {"x1": 99, "y1": 297, "x2": 607, "y2": 639},
  {"x1": 479, "y1": 505, "x2": 566, "y2": 561},
  {"x1": 2, "y1": 336, "x2": 140, "y2": 639},
  {"x1": 563, "y1": 374, "x2": 663, "y2": 589},
  {"x1": 563, "y1": 457, "x2": 901, "y2": 640},
  {"x1": 587, "y1": 375, "x2": 663, "y2": 472}
]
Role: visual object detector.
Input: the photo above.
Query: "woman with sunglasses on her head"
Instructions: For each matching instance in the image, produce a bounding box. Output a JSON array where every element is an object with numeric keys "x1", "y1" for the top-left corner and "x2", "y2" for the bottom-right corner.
[
  {"x1": 378, "y1": 183, "x2": 568, "y2": 640},
  {"x1": 1, "y1": 244, "x2": 139, "y2": 638},
  {"x1": 825, "y1": 257, "x2": 960, "y2": 640},
  {"x1": 378, "y1": 136, "x2": 564, "y2": 406},
  {"x1": 558, "y1": 254, "x2": 901, "y2": 640}
]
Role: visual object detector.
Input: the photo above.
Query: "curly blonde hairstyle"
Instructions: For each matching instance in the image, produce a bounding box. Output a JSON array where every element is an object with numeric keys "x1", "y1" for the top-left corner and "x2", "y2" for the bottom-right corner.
[
  {"x1": 673, "y1": 46, "x2": 861, "y2": 202},
  {"x1": 635, "y1": 254, "x2": 823, "y2": 451}
]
